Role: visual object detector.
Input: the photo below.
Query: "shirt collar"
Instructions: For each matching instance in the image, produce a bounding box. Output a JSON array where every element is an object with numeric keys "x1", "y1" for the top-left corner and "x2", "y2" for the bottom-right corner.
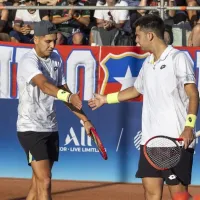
[{"x1": 149, "y1": 45, "x2": 173, "y2": 64}]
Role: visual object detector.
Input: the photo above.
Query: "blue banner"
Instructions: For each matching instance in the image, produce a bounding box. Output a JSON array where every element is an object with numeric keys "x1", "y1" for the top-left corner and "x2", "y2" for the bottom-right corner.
[{"x1": 0, "y1": 100, "x2": 200, "y2": 185}]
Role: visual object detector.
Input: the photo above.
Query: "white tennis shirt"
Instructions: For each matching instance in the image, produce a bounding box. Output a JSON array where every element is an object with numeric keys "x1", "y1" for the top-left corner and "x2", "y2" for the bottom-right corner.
[
  {"x1": 17, "y1": 49, "x2": 66, "y2": 132},
  {"x1": 134, "y1": 46, "x2": 196, "y2": 146}
]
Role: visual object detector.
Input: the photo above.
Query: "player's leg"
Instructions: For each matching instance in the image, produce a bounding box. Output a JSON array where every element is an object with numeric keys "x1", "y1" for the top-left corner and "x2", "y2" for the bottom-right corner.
[
  {"x1": 18, "y1": 131, "x2": 59, "y2": 200},
  {"x1": 30, "y1": 132, "x2": 59, "y2": 200},
  {"x1": 142, "y1": 178, "x2": 164, "y2": 200},
  {"x1": 26, "y1": 172, "x2": 37, "y2": 200},
  {"x1": 136, "y1": 145, "x2": 164, "y2": 200},
  {"x1": 18, "y1": 131, "x2": 39, "y2": 200},
  {"x1": 168, "y1": 184, "x2": 191, "y2": 200},
  {"x1": 31, "y1": 160, "x2": 53, "y2": 200},
  {"x1": 165, "y1": 148, "x2": 194, "y2": 199},
  {"x1": 26, "y1": 161, "x2": 54, "y2": 200}
]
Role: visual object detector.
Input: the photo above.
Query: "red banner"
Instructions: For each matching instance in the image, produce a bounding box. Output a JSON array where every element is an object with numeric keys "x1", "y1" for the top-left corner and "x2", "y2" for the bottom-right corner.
[{"x1": 0, "y1": 42, "x2": 199, "y2": 100}]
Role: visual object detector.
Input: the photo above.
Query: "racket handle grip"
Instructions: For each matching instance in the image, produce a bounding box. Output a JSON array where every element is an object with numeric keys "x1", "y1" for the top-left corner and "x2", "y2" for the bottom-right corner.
[{"x1": 176, "y1": 138, "x2": 184, "y2": 141}]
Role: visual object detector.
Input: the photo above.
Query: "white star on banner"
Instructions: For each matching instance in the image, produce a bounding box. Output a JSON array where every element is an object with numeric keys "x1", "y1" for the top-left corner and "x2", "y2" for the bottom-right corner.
[{"x1": 114, "y1": 66, "x2": 137, "y2": 90}]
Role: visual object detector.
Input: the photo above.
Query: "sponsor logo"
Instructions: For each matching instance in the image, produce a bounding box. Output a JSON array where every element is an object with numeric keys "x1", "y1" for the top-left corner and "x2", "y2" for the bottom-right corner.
[
  {"x1": 168, "y1": 174, "x2": 177, "y2": 180},
  {"x1": 59, "y1": 126, "x2": 102, "y2": 153},
  {"x1": 160, "y1": 64, "x2": 166, "y2": 69}
]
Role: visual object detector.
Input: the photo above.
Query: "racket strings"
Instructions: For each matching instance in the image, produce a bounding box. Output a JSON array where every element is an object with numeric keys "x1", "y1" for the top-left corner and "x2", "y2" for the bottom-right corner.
[{"x1": 146, "y1": 138, "x2": 182, "y2": 169}]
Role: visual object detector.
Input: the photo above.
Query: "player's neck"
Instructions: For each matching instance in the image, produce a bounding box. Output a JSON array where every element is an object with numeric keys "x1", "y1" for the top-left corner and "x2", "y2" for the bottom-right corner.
[
  {"x1": 151, "y1": 42, "x2": 168, "y2": 62},
  {"x1": 34, "y1": 47, "x2": 48, "y2": 60}
]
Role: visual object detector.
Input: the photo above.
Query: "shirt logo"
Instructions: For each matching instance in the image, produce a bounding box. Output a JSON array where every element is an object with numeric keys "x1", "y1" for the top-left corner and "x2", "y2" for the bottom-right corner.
[
  {"x1": 160, "y1": 65, "x2": 166, "y2": 69},
  {"x1": 54, "y1": 67, "x2": 58, "y2": 71}
]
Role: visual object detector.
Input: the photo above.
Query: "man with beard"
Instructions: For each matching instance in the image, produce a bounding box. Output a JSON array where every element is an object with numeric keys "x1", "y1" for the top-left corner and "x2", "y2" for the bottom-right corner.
[{"x1": 17, "y1": 20, "x2": 94, "y2": 200}]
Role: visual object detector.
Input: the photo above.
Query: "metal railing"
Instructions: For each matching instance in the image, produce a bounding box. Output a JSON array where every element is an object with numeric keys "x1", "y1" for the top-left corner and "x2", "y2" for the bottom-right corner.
[{"x1": 0, "y1": 4, "x2": 200, "y2": 20}]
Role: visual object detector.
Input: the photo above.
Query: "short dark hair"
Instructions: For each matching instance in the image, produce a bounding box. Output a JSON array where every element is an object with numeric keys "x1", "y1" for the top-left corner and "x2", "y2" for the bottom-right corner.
[{"x1": 133, "y1": 14, "x2": 165, "y2": 40}]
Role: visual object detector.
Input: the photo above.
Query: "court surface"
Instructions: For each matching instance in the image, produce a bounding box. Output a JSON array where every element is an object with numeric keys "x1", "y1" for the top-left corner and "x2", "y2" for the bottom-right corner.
[{"x1": 0, "y1": 178, "x2": 200, "y2": 200}]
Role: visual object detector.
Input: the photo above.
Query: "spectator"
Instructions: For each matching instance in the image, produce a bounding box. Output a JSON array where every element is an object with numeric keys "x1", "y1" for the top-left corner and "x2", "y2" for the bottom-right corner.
[
  {"x1": 166, "y1": 0, "x2": 191, "y2": 46},
  {"x1": 51, "y1": 0, "x2": 91, "y2": 45},
  {"x1": 89, "y1": 0, "x2": 129, "y2": 46},
  {"x1": 187, "y1": 0, "x2": 200, "y2": 46},
  {"x1": 8, "y1": 1, "x2": 25, "y2": 30},
  {"x1": 188, "y1": 21, "x2": 200, "y2": 46},
  {"x1": 164, "y1": 24, "x2": 173, "y2": 44},
  {"x1": 0, "y1": 0, "x2": 11, "y2": 41},
  {"x1": 10, "y1": 0, "x2": 49, "y2": 43}
]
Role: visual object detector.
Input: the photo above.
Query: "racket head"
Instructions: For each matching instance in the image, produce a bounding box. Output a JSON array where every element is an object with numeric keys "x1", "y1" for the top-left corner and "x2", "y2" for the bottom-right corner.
[
  {"x1": 143, "y1": 135, "x2": 183, "y2": 170},
  {"x1": 90, "y1": 127, "x2": 108, "y2": 160}
]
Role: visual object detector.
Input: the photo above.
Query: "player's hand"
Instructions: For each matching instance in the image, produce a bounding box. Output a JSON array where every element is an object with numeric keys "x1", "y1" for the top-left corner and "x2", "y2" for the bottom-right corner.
[
  {"x1": 88, "y1": 93, "x2": 106, "y2": 110},
  {"x1": 82, "y1": 120, "x2": 93, "y2": 136},
  {"x1": 69, "y1": 92, "x2": 82, "y2": 110},
  {"x1": 179, "y1": 127, "x2": 195, "y2": 149}
]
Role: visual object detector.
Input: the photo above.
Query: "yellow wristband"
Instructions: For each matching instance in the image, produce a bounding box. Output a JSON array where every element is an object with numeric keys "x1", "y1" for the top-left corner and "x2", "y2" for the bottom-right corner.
[
  {"x1": 185, "y1": 114, "x2": 197, "y2": 128},
  {"x1": 106, "y1": 92, "x2": 119, "y2": 104},
  {"x1": 57, "y1": 89, "x2": 71, "y2": 103}
]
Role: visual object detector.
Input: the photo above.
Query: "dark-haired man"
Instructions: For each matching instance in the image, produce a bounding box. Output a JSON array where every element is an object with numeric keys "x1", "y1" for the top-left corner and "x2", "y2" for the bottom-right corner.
[
  {"x1": 88, "y1": 14, "x2": 199, "y2": 200},
  {"x1": 17, "y1": 20, "x2": 93, "y2": 200}
]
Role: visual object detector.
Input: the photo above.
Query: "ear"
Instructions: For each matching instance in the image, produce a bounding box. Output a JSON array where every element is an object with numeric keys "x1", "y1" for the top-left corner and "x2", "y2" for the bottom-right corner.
[
  {"x1": 147, "y1": 32, "x2": 154, "y2": 41},
  {"x1": 34, "y1": 36, "x2": 39, "y2": 45}
]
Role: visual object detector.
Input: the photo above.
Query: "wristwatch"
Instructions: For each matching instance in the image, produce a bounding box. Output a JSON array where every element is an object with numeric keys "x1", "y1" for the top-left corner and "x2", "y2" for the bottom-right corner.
[{"x1": 73, "y1": 12, "x2": 81, "y2": 20}]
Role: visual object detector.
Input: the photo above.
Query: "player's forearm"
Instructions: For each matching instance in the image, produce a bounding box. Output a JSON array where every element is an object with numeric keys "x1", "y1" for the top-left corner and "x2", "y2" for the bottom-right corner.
[
  {"x1": 185, "y1": 83, "x2": 199, "y2": 116},
  {"x1": 105, "y1": 86, "x2": 140, "y2": 104},
  {"x1": 184, "y1": 84, "x2": 199, "y2": 130},
  {"x1": 41, "y1": 80, "x2": 60, "y2": 97},
  {"x1": 187, "y1": 89, "x2": 199, "y2": 116},
  {"x1": 59, "y1": 85, "x2": 89, "y2": 121},
  {"x1": 118, "y1": 86, "x2": 141, "y2": 102},
  {"x1": 65, "y1": 102, "x2": 89, "y2": 121}
]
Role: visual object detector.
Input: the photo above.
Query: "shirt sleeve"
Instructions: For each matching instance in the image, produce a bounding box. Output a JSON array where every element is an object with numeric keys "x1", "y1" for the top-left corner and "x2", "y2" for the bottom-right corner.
[
  {"x1": 57, "y1": 58, "x2": 67, "y2": 86},
  {"x1": 18, "y1": 57, "x2": 42, "y2": 84},
  {"x1": 134, "y1": 59, "x2": 147, "y2": 94},
  {"x1": 174, "y1": 52, "x2": 196, "y2": 85}
]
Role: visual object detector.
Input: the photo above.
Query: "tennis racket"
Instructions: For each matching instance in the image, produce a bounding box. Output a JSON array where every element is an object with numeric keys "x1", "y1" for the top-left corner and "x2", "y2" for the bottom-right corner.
[
  {"x1": 143, "y1": 131, "x2": 200, "y2": 170},
  {"x1": 81, "y1": 120, "x2": 108, "y2": 160}
]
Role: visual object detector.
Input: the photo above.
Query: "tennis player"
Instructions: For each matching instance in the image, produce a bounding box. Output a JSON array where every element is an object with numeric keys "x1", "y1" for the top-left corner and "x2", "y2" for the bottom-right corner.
[
  {"x1": 17, "y1": 20, "x2": 93, "y2": 200},
  {"x1": 88, "y1": 14, "x2": 199, "y2": 200}
]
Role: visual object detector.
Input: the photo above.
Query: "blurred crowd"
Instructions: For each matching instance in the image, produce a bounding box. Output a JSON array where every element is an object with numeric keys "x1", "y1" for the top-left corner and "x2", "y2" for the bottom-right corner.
[{"x1": 0, "y1": 0, "x2": 200, "y2": 46}]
